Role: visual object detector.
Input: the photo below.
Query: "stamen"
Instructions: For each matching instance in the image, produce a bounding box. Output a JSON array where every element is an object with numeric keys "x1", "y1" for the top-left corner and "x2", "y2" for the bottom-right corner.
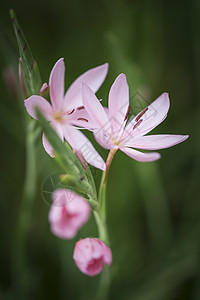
[
  {"x1": 68, "y1": 109, "x2": 75, "y2": 115},
  {"x1": 77, "y1": 118, "x2": 88, "y2": 122},
  {"x1": 135, "y1": 107, "x2": 148, "y2": 122},
  {"x1": 124, "y1": 106, "x2": 130, "y2": 121},
  {"x1": 133, "y1": 119, "x2": 143, "y2": 130},
  {"x1": 77, "y1": 106, "x2": 84, "y2": 110}
]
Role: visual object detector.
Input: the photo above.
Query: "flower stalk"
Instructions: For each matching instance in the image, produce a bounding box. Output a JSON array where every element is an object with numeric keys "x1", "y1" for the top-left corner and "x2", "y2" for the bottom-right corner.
[
  {"x1": 12, "y1": 118, "x2": 39, "y2": 298},
  {"x1": 93, "y1": 149, "x2": 117, "y2": 298}
]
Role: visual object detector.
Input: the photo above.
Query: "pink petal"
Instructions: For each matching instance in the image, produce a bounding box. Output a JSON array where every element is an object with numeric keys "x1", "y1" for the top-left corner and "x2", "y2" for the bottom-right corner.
[
  {"x1": 109, "y1": 73, "x2": 129, "y2": 137},
  {"x1": 49, "y1": 189, "x2": 90, "y2": 239},
  {"x1": 92, "y1": 238, "x2": 112, "y2": 266},
  {"x1": 64, "y1": 63, "x2": 108, "y2": 109},
  {"x1": 52, "y1": 188, "x2": 76, "y2": 206},
  {"x1": 124, "y1": 134, "x2": 189, "y2": 150},
  {"x1": 73, "y1": 238, "x2": 112, "y2": 276},
  {"x1": 121, "y1": 147, "x2": 161, "y2": 162},
  {"x1": 43, "y1": 133, "x2": 54, "y2": 157},
  {"x1": 49, "y1": 58, "x2": 65, "y2": 109},
  {"x1": 42, "y1": 121, "x2": 64, "y2": 157},
  {"x1": 24, "y1": 95, "x2": 52, "y2": 120},
  {"x1": 94, "y1": 129, "x2": 116, "y2": 150},
  {"x1": 50, "y1": 221, "x2": 78, "y2": 239},
  {"x1": 126, "y1": 93, "x2": 170, "y2": 137},
  {"x1": 63, "y1": 126, "x2": 106, "y2": 171},
  {"x1": 102, "y1": 244, "x2": 112, "y2": 265},
  {"x1": 82, "y1": 83, "x2": 110, "y2": 131},
  {"x1": 68, "y1": 108, "x2": 97, "y2": 130}
]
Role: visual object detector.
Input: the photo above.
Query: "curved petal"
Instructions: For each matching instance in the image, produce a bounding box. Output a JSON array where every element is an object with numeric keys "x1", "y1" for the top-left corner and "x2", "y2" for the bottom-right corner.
[
  {"x1": 109, "y1": 73, "x2": 129, "y2": 137},
  {"x1": 82, "y1": 83, "x2": 110, "y2": 132},
  {"x1": 24, "y1": 95, "x2": 52, "y2": 120},
  {"x1": 121, "y1": 146, "x2": 161, "y2": 162},
  {"x1": 126, "y1": 93, "x2": 170, "y2": 137},
  {"x1": 42, "y1": 121, "x2": 64, "y2": 157},
  {"x1": 49, "y1": 58, "x2": 65, "y2": 109},
  {"x1": 123, "y1": 134, "x2": 189, "y2": 150},
  {"x1": 68, "y1": 108, "x2": 97, "y2": 130},
  {"x1": 43, "y1": 133, "x2": 55, "y2": 157},
  {"x1": 64, "y1": 63, "x2": 108, "y2": 109},
  {"x1": 94, "y1": 129, "x2": 116, "y2": 150},
  {"x1": 63, "y1": 126, "x2": 106, "y2": 171}
]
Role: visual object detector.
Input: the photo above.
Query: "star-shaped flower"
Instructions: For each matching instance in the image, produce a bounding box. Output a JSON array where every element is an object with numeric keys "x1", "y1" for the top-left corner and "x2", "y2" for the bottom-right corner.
[
  {"x1": 82, "y1": 73, "x2": 189, "y2": 162},
  {"x1": 24, "y1": 58, "x2": 108, "y2": 170}
]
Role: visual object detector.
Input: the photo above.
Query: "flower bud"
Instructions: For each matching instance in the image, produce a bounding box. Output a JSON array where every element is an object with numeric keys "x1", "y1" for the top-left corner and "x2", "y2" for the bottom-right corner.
[
  {"x1": 73, "y1": 238, "x2": 112, "y2": 276},
  {"x1": 18, "y1": 58, "x2": 27, "y2": 96},
  {"x1": 48, "y1": 189, "x2": 90, "y2": 239},
  {"x1": 40, "y1": 82, "x2": 49, "y2": 98}
]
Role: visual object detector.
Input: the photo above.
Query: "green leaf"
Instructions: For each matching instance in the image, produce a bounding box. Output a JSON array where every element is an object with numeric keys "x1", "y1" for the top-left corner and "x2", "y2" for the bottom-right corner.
[
  {"x1": 10, "y1": 9, "x2": 42, "y2": 95},
  {"x1": 59, "y1": 174, "x2": 92, "y2": 196}
]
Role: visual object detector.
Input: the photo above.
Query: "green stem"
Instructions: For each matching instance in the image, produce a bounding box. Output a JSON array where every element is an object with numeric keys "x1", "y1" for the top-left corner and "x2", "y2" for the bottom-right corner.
[
  {"x1": 12, "y1": 119, "x2": 38, "y2": 299},
  {"x1": 93, "y1": 210, "x2": 109, "y2": 245},
  {"x1": 99, "y1": 149, "x2": 118, "y2": 221},
  {"x1": 93, "y1": 149, "x2": 117, "y2": 299}
]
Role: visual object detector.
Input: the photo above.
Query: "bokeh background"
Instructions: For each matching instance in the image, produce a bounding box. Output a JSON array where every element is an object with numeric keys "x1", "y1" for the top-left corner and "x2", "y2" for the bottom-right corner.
[{"x1": 0, "y1": 0, "x2": 199, "y2": 299}]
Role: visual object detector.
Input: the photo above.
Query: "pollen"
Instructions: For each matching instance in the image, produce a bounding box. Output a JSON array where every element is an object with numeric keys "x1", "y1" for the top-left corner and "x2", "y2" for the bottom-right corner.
[{"x1": 53, "y1": 111, "x2": 65, "y2": 123}]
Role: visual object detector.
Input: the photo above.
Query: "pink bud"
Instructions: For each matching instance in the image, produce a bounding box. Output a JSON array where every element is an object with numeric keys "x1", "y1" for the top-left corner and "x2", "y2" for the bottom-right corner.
[
  {"x1": 73, "y1": 238, "x2": 112, "y2": 276},
  {"x1": 40, "y1": 82, "x2": 49, "y2": 95},
  {"x1": 48, "y1": 189, "x2": 90, "y2": 239}
]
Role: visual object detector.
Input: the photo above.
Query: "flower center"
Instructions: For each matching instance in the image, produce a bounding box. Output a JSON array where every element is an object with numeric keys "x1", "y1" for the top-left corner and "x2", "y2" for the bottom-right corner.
[
  {"x1": 53, "y1": 111, "x2": 65, "y2": 123},
  {"x1": 53, "y1": 108, "x2": 75, "y2": 124}
]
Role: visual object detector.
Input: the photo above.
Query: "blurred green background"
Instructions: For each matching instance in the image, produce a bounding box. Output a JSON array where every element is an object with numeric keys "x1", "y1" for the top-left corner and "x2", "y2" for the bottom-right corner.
[{"x1": 0, "y1": 0, "x2": 199, "y2": 299}]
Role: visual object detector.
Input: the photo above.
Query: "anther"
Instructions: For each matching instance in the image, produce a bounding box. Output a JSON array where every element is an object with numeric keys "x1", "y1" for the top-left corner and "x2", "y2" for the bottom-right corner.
[
  {"x1": 77, "y1": 106, "x2": 84, "y2": 110},
  {"x1": 68, "y1": 109, "x2": 75, "y2": 115},
  {"x1": 135, "y1": 107, "x2": 148, "y2": 122},
  {"x1": 124, "y1": 106, "x2": 130, "y2": 121},
  {"x1": 77, "y1": 118, "x2": 88, "y2": 122},
  {"x1": 133, "y1": 119, "x2": 143, "y2": 130}
]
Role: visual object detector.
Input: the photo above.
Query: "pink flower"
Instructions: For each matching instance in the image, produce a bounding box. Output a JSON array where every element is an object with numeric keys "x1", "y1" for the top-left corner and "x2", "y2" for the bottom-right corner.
[
  {"x1": 82, "y1": 74, "x2": 189, "y2": 162},
  {"x1": 49, "y1": 189, "x2": 90, "y2": 239},
  {"x1": 24, "y1": 58, "x2": 108, "y2": 170},
  {"x1": 73, "y1": 238, "x2": 112, "y2": 276}
]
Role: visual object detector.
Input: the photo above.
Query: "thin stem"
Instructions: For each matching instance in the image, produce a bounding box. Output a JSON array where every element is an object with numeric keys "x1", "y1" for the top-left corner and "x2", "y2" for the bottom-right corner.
[
  {"x1": 104, "y1": 148, "x2": 118, "y2": 183},
  {"x1": 12, "y1": 119, "x2": 38, "y2": 299},
  {"x1": 93, "y1": 211, "x2": 109, "y2": 245},
  {"x1": 94, "y1": 149, "x2": 118, "y2": 299}
]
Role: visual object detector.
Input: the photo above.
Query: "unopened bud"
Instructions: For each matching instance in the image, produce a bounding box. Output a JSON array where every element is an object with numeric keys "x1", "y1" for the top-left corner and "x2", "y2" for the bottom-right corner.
[
  {"x1": 18, "y1": 58, "x2": 27, "y2": 96},
  {"x1": 40, "y1": 82, "x2": 49, "y2": 98}
]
